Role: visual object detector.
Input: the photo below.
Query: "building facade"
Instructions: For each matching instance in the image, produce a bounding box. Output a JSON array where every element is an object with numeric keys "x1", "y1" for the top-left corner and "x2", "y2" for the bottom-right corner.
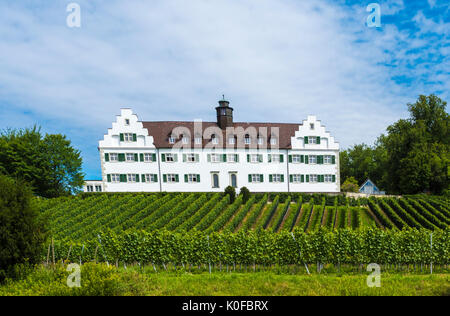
[{"x1": 84, "y1": 99, "x2": 340, "y2": 193}]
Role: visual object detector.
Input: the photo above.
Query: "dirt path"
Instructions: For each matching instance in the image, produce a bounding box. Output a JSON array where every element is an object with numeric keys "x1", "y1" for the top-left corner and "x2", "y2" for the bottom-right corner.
[{"x1": 365, "y1": 206, "x2": 384, "y2": 228}]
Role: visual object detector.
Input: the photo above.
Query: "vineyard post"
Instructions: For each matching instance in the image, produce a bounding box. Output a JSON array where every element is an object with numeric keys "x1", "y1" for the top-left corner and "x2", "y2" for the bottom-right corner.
[
  {"x1": 207, "y1": 235, "x2": 211, "y2": 275},
  {"x1": 46, "y1": 243, "x2": 50, "y2": 266},
  {"x1": 430, "y1": 232, "x2": 433, "y2": 275},
  {"x1": 80, "y1": 244, "x2": 85, "y2": 265},
  {"x1": 291, "y1": 232, "x2": 310, "y2": 275},
  {"x1": 51, "y1": 238, "x2": 55, "y2": 266}
]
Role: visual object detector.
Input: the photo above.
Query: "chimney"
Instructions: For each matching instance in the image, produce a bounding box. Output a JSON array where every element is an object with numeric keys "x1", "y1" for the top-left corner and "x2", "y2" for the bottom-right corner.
[{"x1": 215, "y1": 96, "x2": 233, "y2": 129}]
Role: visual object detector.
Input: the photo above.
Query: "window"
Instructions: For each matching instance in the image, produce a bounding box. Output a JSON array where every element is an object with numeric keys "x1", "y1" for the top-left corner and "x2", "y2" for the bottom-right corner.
[
  {"x1": 221, "y1": 109, "x2": 226, "y2": 115},
  {"x1": 324, "y1": 155, "x2": 332, "y2": 164},
  {"x1": 228, "y1": 136, "x2": 235, "y2": 145},
  {"x1": 186, "y1": 153, "x2": 197, "y2": 162},
  {"x1": 109, "y1": 153, "x2": 118, "y2": 162},
  {"x1": 186, "y1": 174, "x2": 200, "y2": 183},
  {"x1": 291, "y1": 174, "x2": 302, "y2": 183},
  {"x1": 125, "y1": 119, "x2": 130, "y2": 125},
  {"x1": 270, "y1": 174, "x2": 284, "y2": 183},
  {"x1": 210, "y1": 154, "x2": 220, "y2": 163},
  {"x1": 95, "y1": 185, "x2": 102, "y2": 192},
  {"x1": 195, "y1": 136, "x2": 202, "y2": 145},
  {"x1": 310, "y1": 123, "x2": 314, "y2": 129},
  {"x1": 144, "y1": 153, "x2": 154, "y2": 162},
  {"x1": 212, "y1": 173, "x2": 219, "y2": 188},
  {"x1": 308, "y1": 136, "x2": 317, "y2": 144},
  {"x1": 309, "y1": 155, "x2": 317, "y2": 164},
  {"x1": 166, "y1": 174, "x2": 178, "y2": 183},
  {"x1": 309, "y1": 174, "x2": 318, "y2": 183},
  {"x1": 124, "y1": 133, "x2": 134, "y2": 142},
  {"x1": 292, "y1": 155, "x2": 301, "y2": 163},
  {"x1": 127, "y1": 174, "x2": 138, "y2": 182},
  {"x1": 126, "y1": 153, "x2": 135, "y2": 162},
  {"x1": 144, "y1": 174, "x2": 158, "y2": 183},
  {"x1": 87, "y1": 185, "x2": 93, "y2": 192},
  {"x1": 244, "y1": 135, "x2": 251, "y2": 145},
  {"x1": 211, "y1": 134, "x2": 219, "y2": 145},
  {"x1": 227, "y1": 154, "x2": 238, "y2": 162},
  {"x1": 182, "y1": 136, "x2": 189, "y2": 144},
  {"x1": 165, "y1": 153, "x2": 176, "y2": 162},
  {"x1": 324, "y1": 174, "x2": 333, "y2": 182},
  {"x1": 257, "y1": 137, "x2": 264, "y2": 145},
  {"x1": 169, "y1": 136, "x2": 176, "y2": 144},
  {"x1": 270, "y1": 137, "x2": 277, "y2": 145},
  {"x1": 249, "y1": 154, "x2": 261, "y2": 163},
  {"x1": 111, "y1": 174, "x2": 120, "y2": 183},
  {"x1": 269, "y1": 154, "x2": 280, "y2": 163},
  {"x1": 249, "y1": 174, "x2": 263, "y2": 183}
]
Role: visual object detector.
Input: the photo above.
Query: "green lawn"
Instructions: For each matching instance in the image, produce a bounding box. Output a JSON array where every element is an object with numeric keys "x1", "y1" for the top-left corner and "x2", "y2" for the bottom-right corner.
[{"x1": 1, "y1": 264, "x2": 448, "y2": 296}]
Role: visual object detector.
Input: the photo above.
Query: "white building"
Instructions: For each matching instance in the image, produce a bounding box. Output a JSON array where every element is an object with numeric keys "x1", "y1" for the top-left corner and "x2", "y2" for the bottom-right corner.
[{"x1": 84, "y1": 98, "x2": 340, "y2": 193}]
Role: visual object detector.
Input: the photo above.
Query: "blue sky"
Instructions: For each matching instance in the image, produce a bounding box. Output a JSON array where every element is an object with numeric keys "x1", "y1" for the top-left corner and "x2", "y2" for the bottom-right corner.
[{"x1": 0, "y1": 0, "x2": 449, "y2": 179}]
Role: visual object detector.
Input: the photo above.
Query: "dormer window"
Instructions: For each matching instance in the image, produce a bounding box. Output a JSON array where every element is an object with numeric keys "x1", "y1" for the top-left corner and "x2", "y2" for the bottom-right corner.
[
  {"x1": 195, "y1": 136, "x2": 202, "y2": 145},
  {"x1": 310, "y1": 123, "x2": 314, "y2": 130},
  {"x1": 244, "y1": 135, "x2": 251, "y2": 145},
  {"x1": 270, "y1": 137, "x2": 277, "y2": 145},
  {"x1": 228, "y1": 136, "x2": 235, "y2": 145},
  {"x1": 182, "y1": 135, "x2": 189, "y2": 144},
  {"x1": 211, "y1": 134, "x2": 219, "y2": 145},
  {"x1": 125, "y1": 119, "x2": 130, "y2": 125},
  {"x1": 169, "y1": 136, "x2": 176, "y2": 144},
  {"x1": 257, "y1": 137, "x2": 264, "y2": 145}
]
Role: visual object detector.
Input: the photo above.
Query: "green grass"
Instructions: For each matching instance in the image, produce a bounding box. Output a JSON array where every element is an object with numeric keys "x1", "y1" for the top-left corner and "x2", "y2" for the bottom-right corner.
[{"x1": 1, "y1": 264, "x2": 448, "y2": 296}]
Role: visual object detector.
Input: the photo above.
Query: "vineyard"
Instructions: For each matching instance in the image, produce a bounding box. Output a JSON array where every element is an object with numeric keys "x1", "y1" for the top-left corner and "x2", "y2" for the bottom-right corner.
[
  {"x1": 37, "y1": 193, "x2": 450, "y2": 269},
  {"x1": 38, "y1": 192, "x2": 450, "y2": 241}
]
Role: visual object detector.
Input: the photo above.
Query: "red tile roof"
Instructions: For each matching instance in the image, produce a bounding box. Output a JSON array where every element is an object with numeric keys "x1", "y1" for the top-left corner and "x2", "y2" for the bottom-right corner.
[{"x1": 142, "y1": 121, "x2": 300, "y2": 149}]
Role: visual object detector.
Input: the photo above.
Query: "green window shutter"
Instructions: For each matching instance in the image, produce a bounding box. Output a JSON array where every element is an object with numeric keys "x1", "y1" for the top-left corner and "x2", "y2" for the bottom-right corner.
[
  {"x1": 136, "y1": 174, "x2": 140, "y2": 182},
  {"x1": 268, "y1": 155, "x2": 272, "y2": 163},
  {"x1": 301, "y1": 155, "x2": 304, "y2": 163},
  {"x1": 306, "y1": 175, "x2": 309, "y2": 182},
  {"x1": 259, "y1": 155, "x2": 263, "y2": 163},
  {"x1": 184, "y1": 174, "x2": 188, "y2": 182},
  {"x1": 161, "y1": 154, "x2": 166, "y2": 162},
  {"x1": 247, "y1": 154, "x2": 250, "y2": 162},
  {"x1": 316, "y1": 136, "x2": 320, "y2": 144},
  {"x1": 281, "y1": 175, "x2": 284, "y2": 182},
  {"x1": 183, "y1": 154, "x2": 186, "y2": 162},
  {"x1": 120, "y1": 174, "x2": 127, "y2": 183},
  {"x1": 260, "y1": 174, "x2": 264, "y2": 182},
  {"x1": 133, "y1": 134, "x2": 137, "y2": 142},
  {"x1": 301, "y1": 175, "x2": 305, "y2": 183},
  {"x1": 248, "y1": 174, "x2": 252, "y2": 183},
  {"x1": 134, "y1": 153, "x2": 138, "y2": 161},
  {"x1": 279, "y1": 154, "x2": 284, "y2": 163},
  {"x1": 288, "y1": 155, "x2": 292, "y2": 163},
  {"x1": 105, "y1": 153, "x2": 109, "y2": 162},
  {"x1": 289, "y1": 175, "x2": 293, "y2": 183},
  {"x1": 269, "y1": 174, "x2": 273, "y2": 182},
  {"x1": 318, "y1": 156, "x2": 323, "y2": 164},
  {"x1": 195, "y1": 154, "x2": 199, "y2": 162},
  {"x1": 118, "y1": 153, "x2": 124, "y2": 162},
  {"x1": 222, "y1": 154, "x2": 227, "y2": 162},
  {"x1": 174, "y1": 154, "x2": 178, "y2": 162},
  {"x1": 332, "y1": 156, "x2": 336, "y2": 164},
  {"x1": 304, "y1": 136, "x2": 308, "y2": 144},
  {"x1": 107, "y1": 174, "x2": 111, "y2": 182},
  {"x1": 332, "y1": 175, "x2": 336, "y2": 182},
  {"x1": 163, "y1": 174, "x2": 167, "y2": 183},
  {"x1": 235, "y1": 154, "x2": 239, "y2": 162},
  {"x1": 152, "y1": 153, "x2": 156, "y2": 162},
  {"x1": 196, "y1": 174, "x2": 200, "y2": 182},
  {"x1": 305, "y1": 155, "x2": 309, "y2": 164},
  {"x1": 140, "y1": 154, "x2": 144, "y2": 162},
  {"x1": 175, "y1": 174, "x2": 179, "y2": 182},
  {"x1": 321, "y1": 175, "x2": 325, "y2": 182},
  {"x1": 141, "y1": 174, "x2": 145, "y2": 182},
  {"x1": 120, "y1": 133, "x2": 124, "y2": 142},
  {"x1": 207, "y1": 154, "x2": 211, "y2": 162}
]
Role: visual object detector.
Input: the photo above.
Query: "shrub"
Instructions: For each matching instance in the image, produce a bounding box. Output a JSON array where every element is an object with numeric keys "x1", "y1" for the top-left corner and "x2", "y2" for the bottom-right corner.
[
  {"x1": 224, "y1": 186, "x2": 236, "y2": 204},
  {"x1": 239, "y1": 186, "x2": 251, "y2": 203},
  {"x1": 0, "y1": 175, "x2": 47, "y2": 282}
]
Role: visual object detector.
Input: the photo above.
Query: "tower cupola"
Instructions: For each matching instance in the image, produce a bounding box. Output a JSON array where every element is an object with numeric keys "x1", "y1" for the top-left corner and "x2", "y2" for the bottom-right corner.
[{"x1": 215, "y1": 95, "x2": 233, "y2": 129}]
